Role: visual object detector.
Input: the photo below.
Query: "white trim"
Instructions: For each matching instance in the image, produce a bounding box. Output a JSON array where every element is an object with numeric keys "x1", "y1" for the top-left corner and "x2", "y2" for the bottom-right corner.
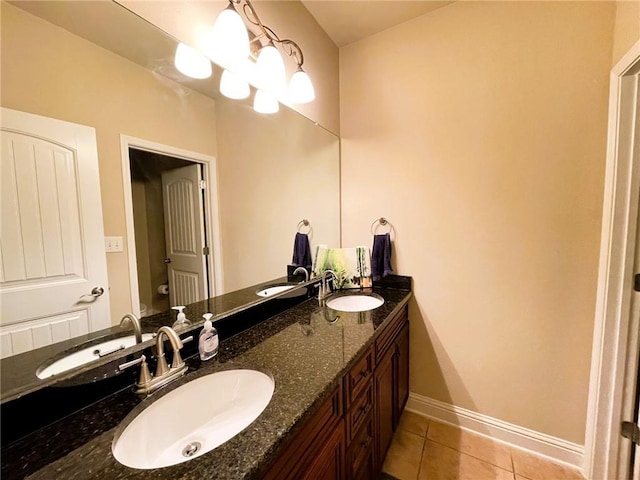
[
  {"x1": 406, "y1": 392, "x2": 584, "y2": 472},
  {"x1": 119, "y1": 135, "x2": 224, "y2": 316},
  {"x1": 585, "y1": 39, "x2": 640, "y2": 480}
]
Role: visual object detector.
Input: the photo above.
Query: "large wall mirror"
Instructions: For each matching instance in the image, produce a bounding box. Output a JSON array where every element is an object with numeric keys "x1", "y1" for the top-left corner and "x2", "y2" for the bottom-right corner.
[{"x1": 0, "y1": 0, "x2": 340, "y2": 400}]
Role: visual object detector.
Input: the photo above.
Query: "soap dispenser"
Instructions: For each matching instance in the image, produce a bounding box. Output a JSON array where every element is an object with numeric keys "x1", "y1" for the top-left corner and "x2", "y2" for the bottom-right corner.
[
  {"x1": 198, "y1": 313, "x2": 218, "y2": 361},
  {"x1": 171, "y1": 306, "x2": 192, "y2": 331}
]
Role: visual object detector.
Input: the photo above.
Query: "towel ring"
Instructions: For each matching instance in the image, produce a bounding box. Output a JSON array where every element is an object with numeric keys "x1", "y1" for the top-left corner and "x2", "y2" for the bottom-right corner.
[
  {"x1": 371, "y1": 217, "x2": 393, "y2": 236},
  {"x1": 297, "y1": 219, "x2": 312, "y2": 235}
]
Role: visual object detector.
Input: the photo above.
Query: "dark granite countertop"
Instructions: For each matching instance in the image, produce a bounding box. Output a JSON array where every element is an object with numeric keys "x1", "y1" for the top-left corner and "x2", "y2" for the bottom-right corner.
[
  {"x1": 0, "y1": 276, "x2": 308, "y2": 403},
  {"x1": 4, "y1": 283, "x2": 411, "y2": 480}
]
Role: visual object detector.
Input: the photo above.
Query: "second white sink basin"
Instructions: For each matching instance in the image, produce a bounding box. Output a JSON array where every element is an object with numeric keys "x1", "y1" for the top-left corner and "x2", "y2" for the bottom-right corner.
[
  {"x1": 36, "y1": 333, "x2": 155, "y2": 379},
  {"x1": 256, "y1": 284, "x2": 306, "y2": 299},
  {"x1": 326, "y1": 293, "x2": 384, "y2": 312},
  {"x1": 112, "y1": 369, "x2": 274, "y2": 469}
]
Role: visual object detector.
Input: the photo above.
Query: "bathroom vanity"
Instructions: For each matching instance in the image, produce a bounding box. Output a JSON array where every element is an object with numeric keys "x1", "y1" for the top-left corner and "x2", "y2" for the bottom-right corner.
[{"x1": 0, "y1": 276, "x2": 411, "y2": 480}]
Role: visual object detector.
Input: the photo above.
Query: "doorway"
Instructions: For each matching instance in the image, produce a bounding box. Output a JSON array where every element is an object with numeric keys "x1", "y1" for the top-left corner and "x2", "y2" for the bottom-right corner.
[
  {"x1": 586, "y1": 41, "x2": 640, "y2": 479},
  {"x1": 121, "y1": 136, "x2": 223, "y2": 319}
]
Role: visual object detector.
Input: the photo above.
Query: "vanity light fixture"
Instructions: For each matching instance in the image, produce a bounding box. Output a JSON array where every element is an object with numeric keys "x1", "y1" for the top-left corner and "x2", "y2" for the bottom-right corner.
[
  {"x1": 173, "y1": 0, "x2": 315, "y2": 112},
  {"x1": 174, "y1": 42, "x2": 212, "y2": 79},
  {"x1": 210, "y1": 0, "x2": 315, "y2": 111}
]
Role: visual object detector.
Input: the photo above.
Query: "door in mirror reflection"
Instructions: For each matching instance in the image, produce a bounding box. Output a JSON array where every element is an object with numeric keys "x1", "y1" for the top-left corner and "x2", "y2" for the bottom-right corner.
[
  {"x1": 0, "y1": 108, "x2": 111, "y2": 358},
  {"x1": 162, "y1": 164, "x2": 208, "y2": 306},
  {"x1": 130, "y1": 148, "x2": 215, "y2": 317}
]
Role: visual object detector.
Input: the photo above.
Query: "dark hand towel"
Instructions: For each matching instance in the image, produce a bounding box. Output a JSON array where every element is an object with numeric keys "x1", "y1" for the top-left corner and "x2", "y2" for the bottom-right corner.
[
  {"x1": 371, "y1": 233, "x2": 393, "y2": 281},
  {"x1": 292, "y1": 232, "x2": 312, "y2": 268}
]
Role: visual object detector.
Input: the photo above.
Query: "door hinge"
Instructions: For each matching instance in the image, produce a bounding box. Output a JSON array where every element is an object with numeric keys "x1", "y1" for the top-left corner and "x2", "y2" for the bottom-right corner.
[
  {"x1": 203, "y1": 246, "x2": 210, "y2": 256},
  {"x1": 621, "y1": 421, "x2": 640, "y2": 445},
  {"x1": 634, "y1": 274, "x2": 640, "y2": 292},
  {"x1": 200, "y1": 180, "x2": 206, "y2": 190}
]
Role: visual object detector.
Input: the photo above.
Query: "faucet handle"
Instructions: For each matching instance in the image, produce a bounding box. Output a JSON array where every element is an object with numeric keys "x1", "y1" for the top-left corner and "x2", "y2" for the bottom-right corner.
[{"x1": 118, "y1": 354, "x2": 152, "y2": 386}]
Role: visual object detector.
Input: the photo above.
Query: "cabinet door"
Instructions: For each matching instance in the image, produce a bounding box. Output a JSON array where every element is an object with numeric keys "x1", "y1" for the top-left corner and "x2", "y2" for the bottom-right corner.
[
  {"x1": 301, "y1": 420, "x2": 345, "y2": 480},
  {"x1": 375, "y1": 345, "x2": 395, "y2": 467},
  {"x1": 262, "y1": 386, "x2": 342, "y2": 480},
  {"x1": 394, "y1": 323, "x2": 410, "y2": 427}
]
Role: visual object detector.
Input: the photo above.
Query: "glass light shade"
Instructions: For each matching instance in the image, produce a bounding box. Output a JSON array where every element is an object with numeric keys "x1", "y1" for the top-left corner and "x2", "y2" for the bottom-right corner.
[
  {"x1": 210, "y1": 3, "x2": 250, "y2": 69},
  {"x1": 220, "y1": 69, "x2": 250, "y2": 100},
  {"x1": 255, "y1": 44, "x2": 286, "y2": 92},
  {"x1": 253, "y1": 89, "x2": 279, "y2": 114},
  {"x1": 174, "y1": 43, "x2": 212, "y2": 79},
  {"x1": 288, "y1": 68, "x2": 315, "y2": 104}
]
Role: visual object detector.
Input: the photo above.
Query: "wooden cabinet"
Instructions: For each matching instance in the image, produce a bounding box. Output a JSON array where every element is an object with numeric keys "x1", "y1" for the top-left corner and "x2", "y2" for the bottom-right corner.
[
  {"x1": 344, "y1": 347, "x2": 375, "y2": 480},
  {"x1": 346, "y1": 412, "x2": 374, "y2": 479},
  {"x1": 374, "y1": 344, "x2": 395, "y2": 469},
  {"x1": 261, "y1": 303, "x2": 409, "y2": 480},
  {"x1": 262, "y1": 386, "x2": 343, "y2": 480},
  {"x1": 300, "y1": 420, "x2": 345, "y2": 480},
  {"x1": 374, "y1": 306, "x2": 410, "y2": 465},
  {"x1": 395, "y1": 322, "x2": 410, "y2": 425}
]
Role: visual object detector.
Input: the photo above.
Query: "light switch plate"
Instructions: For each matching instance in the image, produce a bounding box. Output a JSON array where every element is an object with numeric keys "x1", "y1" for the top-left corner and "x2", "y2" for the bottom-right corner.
[{"x1": 105, "y1": 236, "x2": 123, "y2": 253}]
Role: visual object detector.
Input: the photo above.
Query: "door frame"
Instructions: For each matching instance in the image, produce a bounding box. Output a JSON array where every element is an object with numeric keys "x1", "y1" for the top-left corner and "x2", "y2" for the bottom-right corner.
[
  {"x1": 120, "y1": 135, "x2": 223, "y2": 317},
  {"x1": 585, "y1": 40, "x2": 640, "y2": 479}
]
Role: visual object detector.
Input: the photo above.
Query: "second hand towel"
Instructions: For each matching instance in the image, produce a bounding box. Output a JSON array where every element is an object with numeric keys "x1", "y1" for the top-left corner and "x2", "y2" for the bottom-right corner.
[
  {"x1": 292, "y1": 232, "x2": 312, "y2": 269},
  {"x1": 371, "y1": 233, "x2": 393, "y2": 281}
]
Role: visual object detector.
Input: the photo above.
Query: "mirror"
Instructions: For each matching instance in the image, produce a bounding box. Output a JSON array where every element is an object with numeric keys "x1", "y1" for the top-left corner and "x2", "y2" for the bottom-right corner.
[{"x1": 0, "y1": 0, "x2": 339, "y2": 401}]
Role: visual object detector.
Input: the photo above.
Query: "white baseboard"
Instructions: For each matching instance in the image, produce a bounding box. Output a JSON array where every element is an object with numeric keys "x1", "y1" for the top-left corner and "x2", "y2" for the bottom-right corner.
[{"x1": 406, "y1": 392, "x2": 584, "y2": 473}]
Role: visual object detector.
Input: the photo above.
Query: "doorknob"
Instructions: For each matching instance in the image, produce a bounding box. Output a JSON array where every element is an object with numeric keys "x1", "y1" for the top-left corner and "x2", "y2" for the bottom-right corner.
[
  {"x1": 79, "y1": 287, "x2": 104, "y2": 301},
  {"x1": 164, "y1": 258, "x2": 172, "y2": 264},
  {"x1": 90, "y1": 287, "x2": 105, "y2": 297}
]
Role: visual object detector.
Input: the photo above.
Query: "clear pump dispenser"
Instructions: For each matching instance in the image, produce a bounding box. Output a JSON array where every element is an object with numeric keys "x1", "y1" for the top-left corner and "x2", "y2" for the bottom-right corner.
[
  {"x1": 171, "y1": 306, "x2": 192, "y2": 331},
  {"x1": 198, "y1": 313, "x2": 218, "y2": 361}
]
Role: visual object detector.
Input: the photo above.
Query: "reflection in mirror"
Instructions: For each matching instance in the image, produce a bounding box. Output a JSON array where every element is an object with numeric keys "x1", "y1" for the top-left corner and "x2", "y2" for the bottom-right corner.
[{"x1": 0, "y1": 0, "x2": 339, "y2": 400}]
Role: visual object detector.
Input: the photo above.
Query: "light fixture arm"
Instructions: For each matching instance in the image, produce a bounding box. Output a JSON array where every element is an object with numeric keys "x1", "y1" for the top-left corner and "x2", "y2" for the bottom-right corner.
[{"x1": 241, "y1": 0, "x2": 306, "y2": 68}]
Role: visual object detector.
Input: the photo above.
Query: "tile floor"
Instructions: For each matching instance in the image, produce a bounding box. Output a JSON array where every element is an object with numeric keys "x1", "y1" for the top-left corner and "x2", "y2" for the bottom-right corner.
[{"x1": 381, "y1": 411, "x2": 585, "y2": 480}]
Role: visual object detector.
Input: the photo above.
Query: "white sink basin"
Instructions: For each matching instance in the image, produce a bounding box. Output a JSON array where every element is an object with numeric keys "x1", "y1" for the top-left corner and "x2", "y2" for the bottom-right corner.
[
  {"x1": 256, "y1": 284, "x2": 306, "y2": 299},
  {"x1": 36, "y1": 333, "x2": 155, "y2": 379},
  {"x1": 326, "y1": 294, "x2": 384, "y2": 312},
  {"x1": 112, "y1": 369, "x2": 274, "y2": 469}
]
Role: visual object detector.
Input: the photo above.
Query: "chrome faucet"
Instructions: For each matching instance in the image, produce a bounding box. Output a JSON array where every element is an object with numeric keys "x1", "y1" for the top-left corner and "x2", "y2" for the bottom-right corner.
[
  {"x1": 293, "y1": 266, "x2": 309, "y2": 282},
  {"x1": 318, "y1": 270, "x2": 338, "y2": 302},
  {"x1": 118, "y1": 326, "x2": 192, "y2": 397},
  {"x1": 120, "y1": 313, "x2": 143, "y2": 344}
]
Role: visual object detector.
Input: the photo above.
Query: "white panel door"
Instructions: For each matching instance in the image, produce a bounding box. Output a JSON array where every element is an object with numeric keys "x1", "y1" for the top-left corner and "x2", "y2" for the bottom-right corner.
[
  {"x1": 161, "y1": 164, "x2": 207, "y2": 306},
  {"x1": 0, "y1": 108, "x2": 110, "y2": 357}
]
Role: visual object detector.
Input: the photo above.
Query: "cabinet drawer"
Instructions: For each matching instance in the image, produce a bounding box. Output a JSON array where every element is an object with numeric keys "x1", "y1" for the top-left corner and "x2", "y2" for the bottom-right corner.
[
  {"x1": 346, "y1": 412, "x2": 374, "y2": 480},
  {"x1": 345, "y1": 347, "x2": 373, "y2": 406},
  {"x1": 346, "y1": 380, "x2": 373, "y2": 444},
  {"x1": 375, "y1": 305, "x2": 407, "y2": 364}
]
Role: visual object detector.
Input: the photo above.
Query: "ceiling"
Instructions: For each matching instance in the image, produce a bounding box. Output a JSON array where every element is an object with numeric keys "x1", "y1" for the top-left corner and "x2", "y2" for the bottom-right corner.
[{"x1": 300, "y1": 1, "x2": 455, "y2": 47}]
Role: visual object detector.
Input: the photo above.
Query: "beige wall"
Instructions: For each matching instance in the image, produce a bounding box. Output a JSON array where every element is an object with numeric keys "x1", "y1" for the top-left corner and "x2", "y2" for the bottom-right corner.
[
  {"x1": 216, "y1": 98, "x2": 341, "y2": 292},
  {"x1": 340, "y1": 1, "x2": 614, "y2": 444},
  {"x1": 1, "y1": 3, "x2": 218, "y2": 322},
  {"x1": 612, "y1": 0, "x2": 640, "y2": 66},
  {"x1": 120, "y1": 0, "x2": 341, "y2": 135}
]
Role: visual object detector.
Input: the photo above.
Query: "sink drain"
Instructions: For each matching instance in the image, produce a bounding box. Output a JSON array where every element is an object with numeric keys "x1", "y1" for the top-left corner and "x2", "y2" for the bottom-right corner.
[{"x1": 182, "y1": 441, "x2": 202, "y2": 458}]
